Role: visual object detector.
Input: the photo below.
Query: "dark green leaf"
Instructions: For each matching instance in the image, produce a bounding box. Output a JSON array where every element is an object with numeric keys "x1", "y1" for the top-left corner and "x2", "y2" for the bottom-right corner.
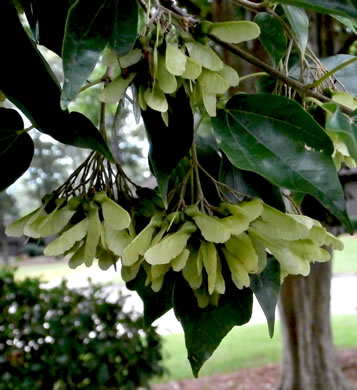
[
  {"x1": 62, "y1": 0, "x2": 138, "y2": 107},
  {"x1": 126, "y1": 267, "x2": 175, "y2": 327},
  {"x1": 0, "y1": 107, "x2": 24, "y2": 131},
  {"x1": 250, "y1": 257, "x2": 281, "y2": 338},
  {"x1": 255, "y1": 75, "x2": 277, "y2": 93},
  {"x1": 142, "y1": 88, "x2": 194, "y2": 205},
  {"x1": 62, "y1": 112, "x2": 115, "y2": 161},
  {"x1": 326, "y1": 106, "x2": 357, "y2": 162},
  {"x1": 24, "y1": 0, "x2": 74, "y2": 56},
  {"x1": 109, "y1": 0, "x2": 138, "y2": 55},
  {"x1": 219, "y1": 154, "x2": 285, "y2": 211},
  {"x1": 173, "y1": 275, "x2": 253, "y2": 377},
  {"x1": 62, "y1": 0, "x2": 112, "y2": 107},
  {"x1": 274, "y1": 0, "x2": 357, "y2": 19},
  {"x1": 0, "y1": 107, "x2": 34, "y2": 190},
  {"x1": 0, "y1": 133, "x2": 34, "y2": 192},
  {"x1": 254, "y1": 13, "x2": 287, "y2": 67},
  {"x1": 0, "y1": 2, "x2": 113, "y2": 161},
  {"x1": 212, "y1": 94, "x2": 351, "y2": 231},
  {"x1": 282, "y1": 5, "x2": 309, "y2": 56}
]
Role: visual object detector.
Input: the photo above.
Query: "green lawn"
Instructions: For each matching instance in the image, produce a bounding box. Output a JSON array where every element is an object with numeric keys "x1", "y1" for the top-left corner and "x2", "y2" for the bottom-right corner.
[
  {"x1": 333, "y1": 235, "x2": 357, "y2": 274},
  {"x1": 5, "y1": 258, "x2": 122, "y2": 285},
  {"x1": 13, "y1": 260, "x2": 83, "y2": 282},
  {"x1": 155, "y1": 314, "x2": 357, "y2": 383}
]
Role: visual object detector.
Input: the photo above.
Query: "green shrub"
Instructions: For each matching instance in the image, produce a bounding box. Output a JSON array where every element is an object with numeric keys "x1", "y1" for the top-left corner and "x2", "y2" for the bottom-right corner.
[{"x1": 0, "y1": 269, "x2": 164, "y2": 390}]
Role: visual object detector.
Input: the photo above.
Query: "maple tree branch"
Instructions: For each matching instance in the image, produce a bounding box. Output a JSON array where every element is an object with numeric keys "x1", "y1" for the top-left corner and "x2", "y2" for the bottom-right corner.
[{"x1": 208, "y1": 34, "x2": 354, "y2": 115}]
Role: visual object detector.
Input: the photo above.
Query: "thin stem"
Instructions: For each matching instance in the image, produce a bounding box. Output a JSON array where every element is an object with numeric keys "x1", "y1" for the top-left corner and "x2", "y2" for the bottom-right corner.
[
  {"x1": 79, "y1": 79, "x2": 104, "y2": 93},
  {"x1": 304, "y1": 97, "x2": 324, "y2": 107},
  {"x1": 191, "y1": 142, "x2": 204, "y2": 205},
  {"x1": 23, "y1": 125, "x2": 35, "y2": 133},
  {"x1": 197, "y1": 163, "x2": 247, "y2": 202},
  {"x1": 231, "y1": 0, "x2": 264, "y2": 11},
  {"x1": 194, "y1": 112, "x2": 207, "y2": 133},
  {"x1": 207, "y1": 34, "x2": 354, "y2": 115},
  {"x1": 307, "y1": 56, "x2": 357, "y2": 89},
  {"x1": 239, "y1": 72, "x2": 268, "y2": 83}
]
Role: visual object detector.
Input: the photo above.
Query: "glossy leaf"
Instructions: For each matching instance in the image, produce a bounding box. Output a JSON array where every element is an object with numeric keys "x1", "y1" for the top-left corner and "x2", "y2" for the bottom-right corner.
[
  {"x1": 126, "y1": 267, "x2": 176, "y2": 327},
  {"x1": 0, "y1": 132, "x2": 34, "y2": 192},
  {"x1": 24, "y1": 0, "x2": 73, "y2": 56},
  {"x1": 254, "y1": 13, "x2": 287, "y2": 67},
  {"x1": 282, "y1": 5, "x2": 309, "y2": 57},
  {"x1": 0, "y1": 107, "x2": 24, "y2": 132},
  {"x1": 274, "y1": 0, "x2": 357, "y2": 19},
  {"x1": 141, "y1": 88, "x2": 194, "y2": 204},
  {"x1": 0, "y1": 108, "x2": 34, "y2": 191},
  {"x1": 62, "y1": 0, "x2": 111, "y2": 107},
  {"x1": 212, "y1": 94, "x2": 351, "y2": 231},
  {"x1": 62, "y1": 0, "x2": 138, "y2": 107},
  {"x1": 250, "y1": 257, "x2": 280, "y2": 338},
  {"x1": 108, "y1": 0, "x2": 138, "y2": 55},
  {"x1": 326, "y1": 106, "x2": 357, "y2": 163},
  {"x1": 173, "y1": 275, "x2": 253, "y2": 377},
  {"x1": 0, "y1": 3, "x2": 113, "y2": 161}
]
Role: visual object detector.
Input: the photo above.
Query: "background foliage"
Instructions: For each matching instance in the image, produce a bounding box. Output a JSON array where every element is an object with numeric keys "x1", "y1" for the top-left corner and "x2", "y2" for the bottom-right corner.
[{"x1": 0, "y1": 269, "x2": 164, "y2": 390}]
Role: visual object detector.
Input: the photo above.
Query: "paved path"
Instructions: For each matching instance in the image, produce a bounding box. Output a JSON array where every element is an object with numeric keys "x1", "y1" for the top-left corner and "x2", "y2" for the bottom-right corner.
[{"x1": 45, "y1": 269, "x2": 357, "y2": 334}]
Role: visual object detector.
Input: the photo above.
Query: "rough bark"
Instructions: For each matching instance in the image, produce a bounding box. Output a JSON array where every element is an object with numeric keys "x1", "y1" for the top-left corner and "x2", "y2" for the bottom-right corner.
[{"x1": 278, "y1": 261, "x2": 353, "y2": 390}]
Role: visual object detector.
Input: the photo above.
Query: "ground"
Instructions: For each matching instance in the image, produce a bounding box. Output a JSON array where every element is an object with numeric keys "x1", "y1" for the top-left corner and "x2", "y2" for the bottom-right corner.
[{"x1": 152, "y1": 349, "x2": 357, "y2": 390}]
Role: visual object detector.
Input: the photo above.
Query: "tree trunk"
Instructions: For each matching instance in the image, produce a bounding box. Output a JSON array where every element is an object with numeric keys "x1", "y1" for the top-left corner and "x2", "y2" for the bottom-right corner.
[
  {"x1": 0, "y1": 215, "x2": 9, "y2": 265},
  {"x1": 278, "y1": 261, "x2": 353, "y2": 390}
]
